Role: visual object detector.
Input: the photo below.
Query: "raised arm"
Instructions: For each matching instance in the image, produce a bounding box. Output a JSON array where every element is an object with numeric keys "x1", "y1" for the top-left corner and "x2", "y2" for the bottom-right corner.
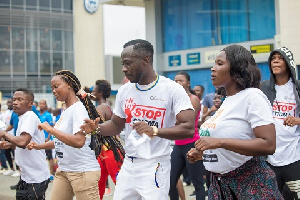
[
  {"x1": 39, "y1": 122, "x2": 86, "y2": 148},
  {"x1": 0, "y1": 130, "x2": 32, "y2": 149},
  {"x1": 133, "y1": 109, "x2": 195, "y2": 140},
  {"x1": 195, "y1": 123, "x2": 276, "y2": 156}
]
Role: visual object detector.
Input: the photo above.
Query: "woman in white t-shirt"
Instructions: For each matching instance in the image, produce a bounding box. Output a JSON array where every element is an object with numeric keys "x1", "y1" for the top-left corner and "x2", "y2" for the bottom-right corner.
[
  {"x1": 187, "y1": 45, "x2": 283, "y2": 199},
  {"x1": 29, "y1": 70, "x2": 124, "y2": 200}
]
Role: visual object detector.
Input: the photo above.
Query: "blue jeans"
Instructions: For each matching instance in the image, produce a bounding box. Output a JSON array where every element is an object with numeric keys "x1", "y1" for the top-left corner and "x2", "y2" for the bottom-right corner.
[{"x1": 0, "y1": 149, "x2": 8, "y2": 169}]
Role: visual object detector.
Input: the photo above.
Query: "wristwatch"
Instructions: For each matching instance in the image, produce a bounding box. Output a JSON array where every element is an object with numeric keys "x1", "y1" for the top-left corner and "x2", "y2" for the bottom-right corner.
[{"x1": 151, "y1": 126, "x2": 158, "y2": 137}]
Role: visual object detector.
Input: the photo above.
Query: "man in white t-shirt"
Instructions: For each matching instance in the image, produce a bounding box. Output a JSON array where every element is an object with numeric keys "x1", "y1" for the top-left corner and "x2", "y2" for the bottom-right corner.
[
  {"x1": 81, "y1": 39, "x2": 195, "y2": 200},
  {"x1": 0, "y1": 88, "x2": 50, "y2": 200},
  {"x1": 261, "y1": 46, "x2": 300, "y2": 199}
]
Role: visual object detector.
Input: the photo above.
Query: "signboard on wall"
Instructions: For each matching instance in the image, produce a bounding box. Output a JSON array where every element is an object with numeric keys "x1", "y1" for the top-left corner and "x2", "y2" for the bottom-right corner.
[
  {"x1": 204, "y1": 50, "x2": 220, "y2": 64},
  {"x1": 250, "y1": 44, "x2": 273, "y2": 53},
  {"x1": 187, "y1": 53, "x2": 200, "y2": 65},
  {"x1": 168, "y1": 55, "x2": 181, "y2": 67}
]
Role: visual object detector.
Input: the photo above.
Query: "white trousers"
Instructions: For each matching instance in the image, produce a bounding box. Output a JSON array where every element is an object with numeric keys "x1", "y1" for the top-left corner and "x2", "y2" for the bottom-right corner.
[{"x1": 113, "y1": 156, "x2": 171, "y2": 200}]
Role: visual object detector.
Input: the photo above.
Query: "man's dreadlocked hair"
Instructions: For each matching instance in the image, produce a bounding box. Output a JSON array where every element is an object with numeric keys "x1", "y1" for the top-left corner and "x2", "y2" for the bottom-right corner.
[{"x1": 55, "y1": 70, "x2": 125, "y2": 162}]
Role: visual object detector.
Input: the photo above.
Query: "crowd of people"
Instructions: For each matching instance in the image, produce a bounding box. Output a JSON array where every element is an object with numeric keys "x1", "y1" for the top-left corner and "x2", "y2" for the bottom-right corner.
[{"x1": 0, "y1": 39, "x2": 299, "y2": 200}]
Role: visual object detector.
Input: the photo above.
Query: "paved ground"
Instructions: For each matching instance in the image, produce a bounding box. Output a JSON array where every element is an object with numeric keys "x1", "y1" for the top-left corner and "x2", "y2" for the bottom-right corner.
[{"x1": 0, "y1": 173, "x2": 200, "y2": 200}]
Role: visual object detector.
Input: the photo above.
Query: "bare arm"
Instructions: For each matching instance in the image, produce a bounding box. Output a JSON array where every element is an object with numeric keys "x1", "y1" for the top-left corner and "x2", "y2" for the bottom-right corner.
[
  {"x1": 190, "y1": 95, "x2": 200, "y2": 122},
  {"x1": 195, "y1": 123, "x2": 276, "y2": 156},
  {"x1": 133, "y1": 109, "x2": 195, "y2": 140},
  {"x1": 0, "y1": 131, "x2": 32, "y2": 149},
  {"x1": 81, "y1": 115, "x2": 126, "y2": 137},
  {"x1": 27, "y1": 141, "x2": 55, "y2": 150},
  {"x1": 201, "y1": 106, "x2": 209, "y2": 122},
  {"x1": 6, "y1": 125, "x2": 13, "y2": 132},
  {"x1": 39, "y1": 122, "x2": 86, "y2": 148}
]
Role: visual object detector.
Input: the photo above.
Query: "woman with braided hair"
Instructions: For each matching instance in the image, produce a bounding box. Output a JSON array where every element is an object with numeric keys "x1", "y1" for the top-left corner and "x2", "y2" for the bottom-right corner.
[
  {"x1": 91, "y1": 79, "x2": 124, "y2": 199},
  {"x1": 28, "y1": 70, "x2": 124, "y2": 200}
]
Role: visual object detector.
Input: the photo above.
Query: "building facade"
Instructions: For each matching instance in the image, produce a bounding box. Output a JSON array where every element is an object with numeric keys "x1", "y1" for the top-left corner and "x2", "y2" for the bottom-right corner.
[{"x1": 0, "y1": 0, "x2": 74, "y2": 97}]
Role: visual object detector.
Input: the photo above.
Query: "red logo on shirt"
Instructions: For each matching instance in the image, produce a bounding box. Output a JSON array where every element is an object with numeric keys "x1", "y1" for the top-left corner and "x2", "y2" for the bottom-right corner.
[
  {"x1": 272, "y1": 101, "x2": 296, "y2": 120},
  {"x1": 124, "y1": 98, "x2": 166, "y2": 128}
]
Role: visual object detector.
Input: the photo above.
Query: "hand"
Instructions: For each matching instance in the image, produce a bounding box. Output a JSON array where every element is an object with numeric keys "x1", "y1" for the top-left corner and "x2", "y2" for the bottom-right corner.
[
  {"x1": 80, "y1": 118, "x2": 101, "y2": 133},
  {"x1": 133, "y1": 121, "x2": 154, "y2": 137},
  {"x1": 0, "y1": 141, "x2": 11, "y2": 149},
  {"x1": 195, "y1": 137, "x2": 221, "y2": 151},
  {"x1": 283, "y1": 116, "x2": 300, "y2": 127},
  {"x1": 26, "y1": 141, "x2": 40, "y2": 150},
  {"x1": 187, "y1": 148, "x2": 203, "y2": 163},
  {"x1": 38, "y1": 122, "x2": 52, "y2": 133},
  {"x1": 0, "y1": 131, "x2": 6, "y2": 139}
]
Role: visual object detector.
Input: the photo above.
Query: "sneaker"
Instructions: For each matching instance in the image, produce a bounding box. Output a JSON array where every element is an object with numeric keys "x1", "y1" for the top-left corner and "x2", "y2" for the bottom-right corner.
[
  {"x1": 11, "y1": 171, "x2": 20, "y2": 177},
  {"x1": 10, "y1": 184, "x2": 18, "y2": 190},
  {"x1": 3, "y1": 170, "x2": 14, "y2": 176},
  {"x1": 189, "y1": 191, "x2": 196, "y2": 197},
  {"x1": 0, "y1": 168, "x2": 8, "y2": 174},
  {"x1": 104, "y1": 187, "x2": 112, "y2": 196}
]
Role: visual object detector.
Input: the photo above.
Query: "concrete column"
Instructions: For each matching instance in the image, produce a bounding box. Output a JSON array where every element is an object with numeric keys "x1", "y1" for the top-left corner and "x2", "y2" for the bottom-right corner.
[{"x1": 73, "y1": 0, "x2": 105, "y2": 88}]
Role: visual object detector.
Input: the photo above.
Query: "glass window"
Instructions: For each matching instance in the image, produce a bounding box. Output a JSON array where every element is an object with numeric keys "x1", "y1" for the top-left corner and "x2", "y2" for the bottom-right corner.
[
  {"x1": 53, "y1": 53, "x2": 63, "y2": 73},
  {"x1": 0, "y1": 0, "x2": 10, "y2": 8},
  {"x1": 65, "y1": 53, "x2": 74, "y2": 71},
  {"x1": 0, "y1": 51, "x2": 10, "y2": 74},
  {"x1": 63, "y1": 0, "x2": 72, "y2": 13},
  {"x1": 40, "y1": 29, "x2": 50, "y2": 50},
  {"x1": 40, "y1": 52, "x2": 51, "y2": 74},
  {"x1": 13, "y1": 51, "x2": 25, "y2": 73},
  {"x1": 26, "y1": 0, "x2": 37, "y2": 10},
  {"x1": 52, "y1": 0, "x2": 61, "y2": 11},
  {"x1": 52, "y1": 30, "x2": 62, "y2": 51},
  {"x1": 12, "y1": 0, "x2": 24, "y2": 9},
  {"x1": 64, "y1": 31, "x2": 73, "y2": 52},
  {"x1": 39, "y1": 0, "x2": 50, "y2": 11},
  {"x1": 12, "y1": 27, "x2": 25, "y2": 50},
  {"x1": 162, "y1": 0, "x2": 276, "y2": 52},
  {"x1": 0, "y1": 26, "x2": 10, "y2": 50},
  {"x1": 26, "y1": 51, "x2": 38, "y2": 74},
  {"x1": 249, "y1": 0, "x2": 275, "y2": 40},
  {"x1": 26, "y1": 28, "x2": 38, "y2": 51}
]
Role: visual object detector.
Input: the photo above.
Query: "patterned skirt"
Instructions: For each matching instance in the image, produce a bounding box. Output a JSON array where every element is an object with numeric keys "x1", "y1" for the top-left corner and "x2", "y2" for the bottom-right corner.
[{"x1": 208, "y1": 157, "x2": 284, "y2": 200}]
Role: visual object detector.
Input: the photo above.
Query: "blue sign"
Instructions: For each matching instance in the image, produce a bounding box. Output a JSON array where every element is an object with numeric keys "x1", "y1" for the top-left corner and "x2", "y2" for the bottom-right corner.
[
  {"x1": 187, "y1": 53, "x2": 200, "y2": 65},
  {"x1": 169, "y1": 55, "x2": 181, "y2": 67}
]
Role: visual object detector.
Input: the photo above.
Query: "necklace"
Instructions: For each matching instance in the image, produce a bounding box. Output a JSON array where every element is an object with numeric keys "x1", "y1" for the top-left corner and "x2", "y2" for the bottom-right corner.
[{"x1": 135, "y1": 74, "x2": 159, "y2": 91}]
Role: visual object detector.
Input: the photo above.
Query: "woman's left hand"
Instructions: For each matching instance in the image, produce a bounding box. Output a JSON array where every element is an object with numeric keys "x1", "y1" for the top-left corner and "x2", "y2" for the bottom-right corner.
[{"x1": 195, "y1": 137, "x2": 221, "y2": 151}]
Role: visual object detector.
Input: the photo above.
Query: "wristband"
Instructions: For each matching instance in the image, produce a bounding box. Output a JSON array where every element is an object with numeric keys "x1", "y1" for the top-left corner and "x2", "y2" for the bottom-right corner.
[{"x1": 151, "y1": 126, "x2": 158, "y2": 137}]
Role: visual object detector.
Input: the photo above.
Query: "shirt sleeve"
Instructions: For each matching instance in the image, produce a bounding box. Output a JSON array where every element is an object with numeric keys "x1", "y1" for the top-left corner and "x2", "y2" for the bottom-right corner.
[
  {"x1": 20, "y1": 113, "x2": 39, "y2": 137},
  {"x1": 202, "y1": 94, "x2": 210, "y2": 107},
  {"x1": 247, "y1": 91, "x2": 274, "y2": 128},
  {"x1": 9, "y1": 114, "x2": 13, "y2": 126},
  {"x1": 72, "y1": 105, "x2": 89, "y2": 134},
  {"x1": 172, "y1": 85, "x2": 194, "y2": 116}
]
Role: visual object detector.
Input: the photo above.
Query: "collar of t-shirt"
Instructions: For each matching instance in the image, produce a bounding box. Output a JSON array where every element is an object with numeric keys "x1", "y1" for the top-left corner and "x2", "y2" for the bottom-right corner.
[{"x1": 136, "y1": 78, "x2": 158, "y2": 90}]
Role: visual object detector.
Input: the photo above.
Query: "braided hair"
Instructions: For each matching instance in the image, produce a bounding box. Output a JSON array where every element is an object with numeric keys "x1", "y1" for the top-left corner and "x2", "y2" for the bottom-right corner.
[{"x1": 55, "y1": 70, "x2": 125, "y2": 162}]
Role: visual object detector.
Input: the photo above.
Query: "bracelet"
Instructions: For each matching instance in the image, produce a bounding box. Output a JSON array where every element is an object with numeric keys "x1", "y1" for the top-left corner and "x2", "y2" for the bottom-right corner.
[
  {"x1": 90, "y1": 126, "x2": 100, "y2": 135},
  {"x1": 151, "y1": 126, "x2": 158, "y2": 137}
]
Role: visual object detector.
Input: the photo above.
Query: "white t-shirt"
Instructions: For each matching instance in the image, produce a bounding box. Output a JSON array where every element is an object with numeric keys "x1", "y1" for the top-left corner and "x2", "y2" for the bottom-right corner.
[
  {"x1": 15, "y1": 111, "x2": 50, "y2": 183},
  {"x1": 53, "y1": 101, "x2": 99, "y2": 172},
  {"x1": 267, "y1": 79, "x2": 300, "y2": 166},
  {"x1": 201, "y1": 88, "x2": 274, "y2": 174},
  {"x1": 3, "y1": 109, "x2": 14, "y2": 135},
  {"x1": 114, "y1": 75, "x2": 193, "y2": 159}
]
